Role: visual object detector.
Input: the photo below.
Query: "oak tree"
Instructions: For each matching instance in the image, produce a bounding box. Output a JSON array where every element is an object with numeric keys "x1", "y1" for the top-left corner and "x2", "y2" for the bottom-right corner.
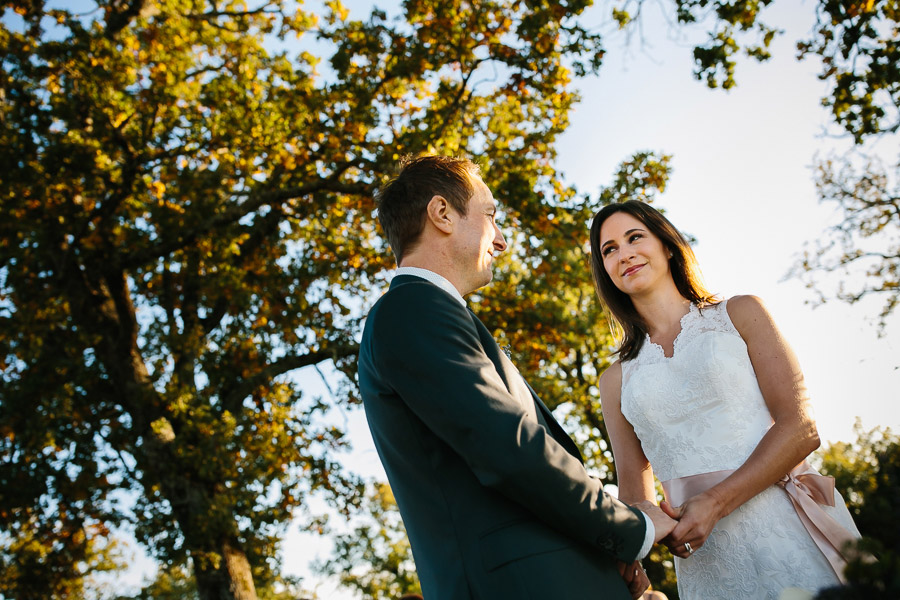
[{"x1": 0, "y1": 0, "x2": 609, "y2": 598}]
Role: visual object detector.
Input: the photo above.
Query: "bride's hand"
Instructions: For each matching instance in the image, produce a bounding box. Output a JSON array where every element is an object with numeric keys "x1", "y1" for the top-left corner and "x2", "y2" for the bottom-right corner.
[{"x1": 660, "y1": 491, "x2": 726, "y2": 558}]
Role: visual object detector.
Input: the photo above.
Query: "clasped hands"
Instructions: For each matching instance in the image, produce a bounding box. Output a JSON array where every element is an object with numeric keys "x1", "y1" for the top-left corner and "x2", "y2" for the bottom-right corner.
[
  {"x1": 618, "y1": 492, "x2": 725, "y2": 599},
  {"x1": 636, "y1": 490, "x2": 726, "y2": 560}
]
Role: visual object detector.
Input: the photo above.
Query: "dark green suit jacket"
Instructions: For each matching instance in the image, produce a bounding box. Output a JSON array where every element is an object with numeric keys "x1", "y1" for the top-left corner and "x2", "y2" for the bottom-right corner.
[{"x1": 358, "y1": 275, "x2": 647, "y2": 599}]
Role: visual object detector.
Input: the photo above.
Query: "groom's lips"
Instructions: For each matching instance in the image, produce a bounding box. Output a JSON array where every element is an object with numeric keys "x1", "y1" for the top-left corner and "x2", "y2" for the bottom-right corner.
[{"x1": 623, "y1": 264, "x2": 644, "y2": 277}]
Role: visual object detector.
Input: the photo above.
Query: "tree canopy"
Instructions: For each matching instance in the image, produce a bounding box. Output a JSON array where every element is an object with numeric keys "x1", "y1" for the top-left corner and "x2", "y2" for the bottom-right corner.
[
  {"x1": 816, "y1": 421, "x2": 900, "y2": 599},
  {"x1": 0, "y1": 0, "x2": 615, "y2": 597}
]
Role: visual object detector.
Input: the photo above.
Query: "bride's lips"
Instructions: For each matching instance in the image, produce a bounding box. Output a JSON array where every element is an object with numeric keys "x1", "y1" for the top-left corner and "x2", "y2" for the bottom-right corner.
[{"x1": 623, "y1": 264, "x2": 644, "y2": 277}]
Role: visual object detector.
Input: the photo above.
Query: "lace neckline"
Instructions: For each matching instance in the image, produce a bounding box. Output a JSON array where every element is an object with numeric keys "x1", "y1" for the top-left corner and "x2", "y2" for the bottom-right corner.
[{"x1": 643, "y1": 302, "x2": 698, "y2": 360}]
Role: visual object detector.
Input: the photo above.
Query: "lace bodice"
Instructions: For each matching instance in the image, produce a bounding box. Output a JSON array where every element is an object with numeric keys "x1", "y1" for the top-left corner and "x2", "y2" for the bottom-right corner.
[
  {"x1": 620, "y1": 300, "x2": 774, "y2": 482},
  {"x1": 619, "y1": 300, "x2": 860, "y2": 599}
]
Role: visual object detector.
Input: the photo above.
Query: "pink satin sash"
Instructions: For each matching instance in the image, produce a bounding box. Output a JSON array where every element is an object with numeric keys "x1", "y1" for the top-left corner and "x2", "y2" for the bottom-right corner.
[{"x1": 661, "y1": 461, "x2": 857, "y2": 583}]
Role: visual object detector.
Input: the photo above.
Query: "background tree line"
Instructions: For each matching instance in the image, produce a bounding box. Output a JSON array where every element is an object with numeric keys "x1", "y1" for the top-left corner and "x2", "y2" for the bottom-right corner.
[{"x1": 1, "y1": 0, "x2": 897, "y2": 599}]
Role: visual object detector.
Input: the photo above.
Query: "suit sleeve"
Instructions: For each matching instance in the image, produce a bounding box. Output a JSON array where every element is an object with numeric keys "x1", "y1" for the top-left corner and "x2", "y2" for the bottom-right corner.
[{"x1": 370, "y1": 281, "x2": 647, "y2": 561}]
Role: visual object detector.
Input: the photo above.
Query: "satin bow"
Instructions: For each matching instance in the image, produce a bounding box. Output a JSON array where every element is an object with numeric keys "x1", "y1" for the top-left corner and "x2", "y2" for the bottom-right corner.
[{"x1": 777, "y1": 463, "x2": 856, "y2": 583}]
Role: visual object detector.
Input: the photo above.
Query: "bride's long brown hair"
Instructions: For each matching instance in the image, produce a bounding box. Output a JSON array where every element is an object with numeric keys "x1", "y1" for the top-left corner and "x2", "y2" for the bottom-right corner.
[{"x1": 589, "y1": 201, "x2": 718, "y2": 361}]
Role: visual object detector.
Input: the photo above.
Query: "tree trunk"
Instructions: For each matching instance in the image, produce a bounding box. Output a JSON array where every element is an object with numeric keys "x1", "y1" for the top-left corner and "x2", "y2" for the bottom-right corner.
[
  {"x1": 223, "y1": 541, "x2": 257, "y2": 600},
  {"x1": 195, "y1": 540, "x2": 258, "y2": 600},
  {"x1": 66, "y1": 271, "x2": 258, "y2": 600}
]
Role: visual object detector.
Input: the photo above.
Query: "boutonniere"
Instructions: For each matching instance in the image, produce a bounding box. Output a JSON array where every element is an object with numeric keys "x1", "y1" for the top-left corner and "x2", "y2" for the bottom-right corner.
[{"x1": 501, "y1": 345, "x2": 512, "y2": 359}]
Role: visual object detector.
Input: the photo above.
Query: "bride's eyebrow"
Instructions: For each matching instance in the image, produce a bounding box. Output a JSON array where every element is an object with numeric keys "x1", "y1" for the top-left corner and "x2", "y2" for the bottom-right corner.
[{"x1": 601, "y1": 228, "x2": 645, "y2": 251}]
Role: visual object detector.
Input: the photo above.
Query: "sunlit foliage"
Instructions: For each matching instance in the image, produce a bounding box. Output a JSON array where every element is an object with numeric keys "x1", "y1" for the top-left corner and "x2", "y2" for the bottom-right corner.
[
  {"x1": 0, "y1": 0, "x2": 616, "y2": 597},
  {"x1": 815, "y1": 421, "x2": 900, "y2": 598}
]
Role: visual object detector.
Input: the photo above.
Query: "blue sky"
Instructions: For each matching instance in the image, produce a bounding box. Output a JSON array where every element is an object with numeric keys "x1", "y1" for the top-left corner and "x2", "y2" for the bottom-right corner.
[{"x1": 556, "y1": 1, "x2": 900, "y2": 446}]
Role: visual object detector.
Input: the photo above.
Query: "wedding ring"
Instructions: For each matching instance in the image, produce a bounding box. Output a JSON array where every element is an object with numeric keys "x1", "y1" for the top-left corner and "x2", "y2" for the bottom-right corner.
[{"x1": 685, "y1": 542, "x2": 694, "y2": 554}]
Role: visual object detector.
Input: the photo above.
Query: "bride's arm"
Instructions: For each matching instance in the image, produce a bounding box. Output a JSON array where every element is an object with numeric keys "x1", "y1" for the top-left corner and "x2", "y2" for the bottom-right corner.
[
  {"x1": 601, "y1": 360, "x2": 678, "y2": 579},
  {"x1": 662, "y1": 294, "x2": 820, "y2": 558},
  {"x1": 599, "y1": 361, "x2": 657, "y2": 505}
]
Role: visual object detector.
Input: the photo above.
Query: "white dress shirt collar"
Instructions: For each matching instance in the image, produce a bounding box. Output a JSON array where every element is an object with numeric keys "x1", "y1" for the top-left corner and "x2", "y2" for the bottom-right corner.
[{"x1": 394, "y1": 266, "x2": 466, "y2": 307}]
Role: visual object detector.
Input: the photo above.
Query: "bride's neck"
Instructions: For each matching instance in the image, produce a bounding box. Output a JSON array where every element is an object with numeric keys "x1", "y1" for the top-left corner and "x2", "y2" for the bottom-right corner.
[{"x1": 632, "y1": 288, "x2": 691, "y2": 336}]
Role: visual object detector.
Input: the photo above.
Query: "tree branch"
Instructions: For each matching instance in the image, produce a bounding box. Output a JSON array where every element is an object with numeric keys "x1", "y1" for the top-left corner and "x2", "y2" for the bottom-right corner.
[
  {"x1": 186, "y1": 5, "x2": 278, "y2": 20},
  {"x1": 198, "y1": 206, "x2": 285, "y2": 335},
  {"x1": 119, "y1": 176, "x2": 370, "y2": 271},
  {"x1": 105, "y1": 0, "x2": 146, "y2": 40},
  {"x1": 220, "y1": 344, "x2": 359, "y2": 413}
]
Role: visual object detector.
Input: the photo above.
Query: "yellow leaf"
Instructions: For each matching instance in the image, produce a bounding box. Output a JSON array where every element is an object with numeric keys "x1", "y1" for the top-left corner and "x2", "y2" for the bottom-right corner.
[
  {"x1": 327, "y1": 0, "x2": 349, "y2": 21},
  {"x1": 150, "y1": 181, "x2": 165, "y2": 198}
]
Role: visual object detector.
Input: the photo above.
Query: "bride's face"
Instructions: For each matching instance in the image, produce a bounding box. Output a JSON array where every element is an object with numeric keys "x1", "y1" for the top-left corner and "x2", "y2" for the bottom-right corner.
[{"x1": 598, "y1": 211, "x2": 672, "y2": 296}]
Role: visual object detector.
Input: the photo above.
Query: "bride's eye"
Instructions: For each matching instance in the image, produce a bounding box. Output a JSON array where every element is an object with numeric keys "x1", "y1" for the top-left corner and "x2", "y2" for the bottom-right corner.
[{"x1": 629, "y1": 233, "x2": 644, "y2": 242}]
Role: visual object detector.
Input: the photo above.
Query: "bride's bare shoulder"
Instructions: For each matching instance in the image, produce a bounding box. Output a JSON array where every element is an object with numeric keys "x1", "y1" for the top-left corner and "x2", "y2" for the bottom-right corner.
[
  {"x1": 724, "y1": 295, "x2": 776, "y2": 337},
  {"x1": 598, "y1": 360, "x2": 623, "y2": 400}
]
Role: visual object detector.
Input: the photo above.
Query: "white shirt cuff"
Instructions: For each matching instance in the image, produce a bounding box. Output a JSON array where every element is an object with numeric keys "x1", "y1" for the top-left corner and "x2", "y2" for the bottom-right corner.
[{"x1": 637, "y1": 511, "x2": 655, "y2": 560}]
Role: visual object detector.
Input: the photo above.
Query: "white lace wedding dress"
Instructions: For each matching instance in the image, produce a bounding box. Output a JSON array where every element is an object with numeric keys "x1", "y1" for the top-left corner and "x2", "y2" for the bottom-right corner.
[{"x1": 620, "y1": 300, "x2": 860, "y2": 599}]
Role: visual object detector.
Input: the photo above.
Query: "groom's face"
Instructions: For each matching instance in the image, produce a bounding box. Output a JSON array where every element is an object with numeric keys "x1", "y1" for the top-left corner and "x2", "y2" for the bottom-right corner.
[{"x1": 449, "y1": 177, "x2": 508, "y2": 295}]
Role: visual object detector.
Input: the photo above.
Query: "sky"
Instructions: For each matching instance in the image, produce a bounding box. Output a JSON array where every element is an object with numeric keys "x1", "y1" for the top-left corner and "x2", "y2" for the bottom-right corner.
[
  {"x1": 553, "y1": 0, "x2": 900, "y2": 447},
  {"x1": 85, "y1": 0, "x2": 900, "y2": 597}
]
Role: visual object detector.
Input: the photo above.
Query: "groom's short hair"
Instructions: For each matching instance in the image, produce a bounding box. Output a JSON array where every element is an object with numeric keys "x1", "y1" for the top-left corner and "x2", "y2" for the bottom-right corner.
[{"x1": 376, "y1": 154, "x2": 479, "y2": 263}]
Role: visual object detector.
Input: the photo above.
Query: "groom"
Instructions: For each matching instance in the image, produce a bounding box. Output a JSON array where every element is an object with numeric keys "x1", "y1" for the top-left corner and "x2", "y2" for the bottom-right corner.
[{"x1": 358, "y1": 155, "x2": 676, "y2": 599}]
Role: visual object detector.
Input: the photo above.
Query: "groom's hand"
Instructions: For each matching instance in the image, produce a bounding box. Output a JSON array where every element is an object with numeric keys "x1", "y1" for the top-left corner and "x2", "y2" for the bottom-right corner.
[
  {"x1": 632, "y1": 500, "x2": 678, "y2": 543},
  {"x1": 617, "y1": 560, "x2": 649, "y2": 599}
]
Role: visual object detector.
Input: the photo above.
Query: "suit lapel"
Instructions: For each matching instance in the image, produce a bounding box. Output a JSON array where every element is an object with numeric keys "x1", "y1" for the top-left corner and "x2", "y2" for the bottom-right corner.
[
  {"x1": 468, "y1": 309, "x2": 583, "y2": 463},
  {"x1": 469, "y1": 309, "x2": 537, "y2": 421},
  {"x1": 520, "y1": 379, "x2": 583, "y2": 462}
]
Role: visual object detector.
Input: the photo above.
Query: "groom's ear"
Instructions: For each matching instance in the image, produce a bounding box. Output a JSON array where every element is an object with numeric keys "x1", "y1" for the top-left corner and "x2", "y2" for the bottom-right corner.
[{"x1": 426, "y1": 195, "x2": 454, "y2": 234}]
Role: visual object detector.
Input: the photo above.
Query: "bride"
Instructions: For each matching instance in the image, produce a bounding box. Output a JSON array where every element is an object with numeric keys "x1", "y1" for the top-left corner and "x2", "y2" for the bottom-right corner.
[{"x1": 589, "y1": 200, "x2": 861, "y2": 599}]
